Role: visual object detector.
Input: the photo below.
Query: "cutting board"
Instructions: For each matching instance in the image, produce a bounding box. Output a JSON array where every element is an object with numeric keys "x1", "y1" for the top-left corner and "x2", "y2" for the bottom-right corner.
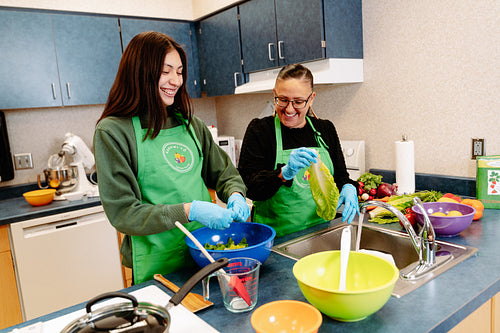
[{"x1": 11, "y1": 285, "x2": 219, "y2": 333}]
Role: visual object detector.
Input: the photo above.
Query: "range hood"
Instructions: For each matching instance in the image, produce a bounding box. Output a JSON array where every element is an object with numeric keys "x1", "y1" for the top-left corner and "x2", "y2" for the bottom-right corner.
[{"x1": 234, "y1": 58, "x2": 363, "y2": 94}]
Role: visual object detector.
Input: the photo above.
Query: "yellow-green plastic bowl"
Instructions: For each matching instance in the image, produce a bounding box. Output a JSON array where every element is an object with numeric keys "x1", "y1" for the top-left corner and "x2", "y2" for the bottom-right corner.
[
  {"x1": 23, "y1": 189, "x2": 56, "y2": 206},
  {"x1": 293, "y1": 250, "x2": 398, "y2": 322}
]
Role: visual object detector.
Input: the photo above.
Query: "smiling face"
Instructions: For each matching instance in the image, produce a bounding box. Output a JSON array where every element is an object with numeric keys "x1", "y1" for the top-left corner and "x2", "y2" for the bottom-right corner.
[
  {"x1": 274, "y1": 78, "x2": 315, "y2": 129},
  {"x1": 158, "y1": 50, "x2": 184, "y2": 106}
]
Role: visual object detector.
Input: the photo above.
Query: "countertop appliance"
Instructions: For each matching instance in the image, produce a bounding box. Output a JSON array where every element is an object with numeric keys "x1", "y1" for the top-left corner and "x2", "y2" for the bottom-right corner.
[
  {"x1": 340, "y1": 140, "x2": 365, "y2": 181},
  {"x1": 9, "y1": 205, "x2": 124, "y2": 320},
  {"x1": 216, "y1": 136, "x2": 236, "y2": 166},
  {"x1": 57, "y1": 132, "x2": 99, "y2": 198}
]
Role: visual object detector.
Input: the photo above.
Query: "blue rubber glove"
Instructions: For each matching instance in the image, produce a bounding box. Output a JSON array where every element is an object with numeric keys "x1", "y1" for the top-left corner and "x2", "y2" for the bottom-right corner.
[
  {"x1": 227, "y1": 193, "x2": 250, "y2": 222},
  {"x1": 336, "y1": 184, "x2": 360, "y2": 224},
  {"x1": 189, "y1": 200, "x2": 233, "y2": 230},
  {"x1": 282, "y1": 147, "x2": 318, "y2": 180}
]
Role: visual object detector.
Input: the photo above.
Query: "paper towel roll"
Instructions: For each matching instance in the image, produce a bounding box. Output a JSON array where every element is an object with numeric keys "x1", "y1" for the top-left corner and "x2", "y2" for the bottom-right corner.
[{"x1": 395, "y1": 139, "x2": 415, "y2": 194}]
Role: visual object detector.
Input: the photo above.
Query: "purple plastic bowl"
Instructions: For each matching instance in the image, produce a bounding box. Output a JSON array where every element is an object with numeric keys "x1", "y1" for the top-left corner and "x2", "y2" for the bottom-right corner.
[
  {"x1": 185, "y1": 222, "x2": 276, "y2": 268},
  {"x1": 411, "y1": 202, "x2": 476, "y2": 237}
]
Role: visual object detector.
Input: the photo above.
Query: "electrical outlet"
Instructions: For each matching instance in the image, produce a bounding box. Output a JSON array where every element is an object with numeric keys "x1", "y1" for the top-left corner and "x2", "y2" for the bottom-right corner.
[
  {"x1": 14, "y1": 153, "x2": 34, "y2": 170},
  {"x1": 472, "y1": 138, "x2": 484, "y2": 159}
]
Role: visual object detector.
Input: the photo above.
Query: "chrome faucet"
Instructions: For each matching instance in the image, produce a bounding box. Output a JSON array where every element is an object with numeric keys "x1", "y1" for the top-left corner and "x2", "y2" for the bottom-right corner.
[{"x1": 360, "y1": 197, "x2": 437, "y2": 280}]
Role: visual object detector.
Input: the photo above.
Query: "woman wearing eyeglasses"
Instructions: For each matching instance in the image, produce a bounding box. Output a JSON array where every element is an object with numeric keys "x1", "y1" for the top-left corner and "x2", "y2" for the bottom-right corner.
[{"x1": 238, "y1": 64, "x2": 359, "y2": 237}]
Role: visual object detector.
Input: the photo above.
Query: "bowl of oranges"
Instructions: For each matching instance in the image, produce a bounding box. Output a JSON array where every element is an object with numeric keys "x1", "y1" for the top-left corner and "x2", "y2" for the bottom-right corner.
[{"x1": 411, "y1": 202, "x2": 475, "y2": 237}]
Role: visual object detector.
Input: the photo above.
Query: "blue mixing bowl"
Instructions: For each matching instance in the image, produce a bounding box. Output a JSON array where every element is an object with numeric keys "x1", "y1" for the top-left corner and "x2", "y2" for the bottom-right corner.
[{"x1": 185, "y1": 222, "x2": 276, "y2": 267}]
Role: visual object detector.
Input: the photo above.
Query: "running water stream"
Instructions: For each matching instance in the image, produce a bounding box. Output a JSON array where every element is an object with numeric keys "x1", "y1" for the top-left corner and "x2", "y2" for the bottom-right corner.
[{"x1": 355, "y1": 213, "x2": 363, "y2": 251}]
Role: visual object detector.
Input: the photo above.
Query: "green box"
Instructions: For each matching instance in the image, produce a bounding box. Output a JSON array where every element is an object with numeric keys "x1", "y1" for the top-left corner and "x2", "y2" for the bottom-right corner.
[{"x1": 476, "y1": 155, "x2": 500, "y2": 209}]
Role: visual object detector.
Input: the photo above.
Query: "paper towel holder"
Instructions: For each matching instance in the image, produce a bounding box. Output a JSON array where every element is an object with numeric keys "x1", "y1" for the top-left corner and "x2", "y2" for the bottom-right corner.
[{"x1": 402, "y1": 134, "x2": 408, "y2": 141}]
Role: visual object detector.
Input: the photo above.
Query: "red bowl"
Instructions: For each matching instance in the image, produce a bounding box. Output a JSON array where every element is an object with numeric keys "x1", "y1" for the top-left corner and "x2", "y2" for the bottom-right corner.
[{"x1": 411, "y1": 202, "x2": 475, "y2": 237}]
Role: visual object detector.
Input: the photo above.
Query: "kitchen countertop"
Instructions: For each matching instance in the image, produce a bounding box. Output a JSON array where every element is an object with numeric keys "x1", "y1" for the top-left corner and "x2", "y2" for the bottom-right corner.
[
  {"x1": 2, "y1": 207, "x2": 500, "y2": 333},
  {"x1": 0, "y1": 195, "x2": 101, "y2": 226}
]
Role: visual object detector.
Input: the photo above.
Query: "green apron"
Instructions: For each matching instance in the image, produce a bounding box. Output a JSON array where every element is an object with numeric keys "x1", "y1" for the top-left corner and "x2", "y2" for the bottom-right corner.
[
  {"x1": 130, "y1": 115, "x2": 211, "y2": 284},
  {"x1": 253, "y1": 116, "x2": 334, "y2": 237}
]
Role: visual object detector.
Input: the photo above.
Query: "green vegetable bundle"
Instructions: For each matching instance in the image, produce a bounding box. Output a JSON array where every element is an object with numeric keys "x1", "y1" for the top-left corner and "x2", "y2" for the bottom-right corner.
[
  {"x1": 357, "y1": 172, "x2": 383, "y2": 192},
  {"x1": 368, "y1": 191, "x2": 442, "y2": 224},
  {"x1": 308, "y1": 158, "x2": 339, "y2": 220},
  {"x1": 204, "y1": 237, "x2": 248, "y2": 250}
]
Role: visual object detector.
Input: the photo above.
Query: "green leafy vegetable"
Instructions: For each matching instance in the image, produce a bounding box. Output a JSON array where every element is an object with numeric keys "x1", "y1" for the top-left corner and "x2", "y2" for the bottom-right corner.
[
  {"x1": 204, "y1": 237, "x2": 248, "y2": 250},
  {"x1": 357, "y1": 172, "x2": 383, "y2": 192},
  {"x1": 368, "y1": 191, "x2": 442, "y2": 223},
  {"x1": 308, "y1": 158, "x2": 339, "y2": 220}
]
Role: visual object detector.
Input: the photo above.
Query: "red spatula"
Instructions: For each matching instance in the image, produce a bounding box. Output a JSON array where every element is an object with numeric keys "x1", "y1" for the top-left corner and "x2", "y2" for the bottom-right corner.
[{"x1": 175, "y1": 221, "x2": 252, "y2": 306}]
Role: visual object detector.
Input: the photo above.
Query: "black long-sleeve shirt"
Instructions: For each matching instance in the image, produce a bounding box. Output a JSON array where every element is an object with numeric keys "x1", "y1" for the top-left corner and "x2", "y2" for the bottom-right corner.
[{"x1": 238, "y1": 115, "x2": 356, "y2": 201}]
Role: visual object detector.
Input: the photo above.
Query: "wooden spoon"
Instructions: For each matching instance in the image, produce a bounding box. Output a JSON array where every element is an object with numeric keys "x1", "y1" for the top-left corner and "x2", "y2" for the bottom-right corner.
[{"x1": 154, "y1": 274, "x2": 213, "y2": 313}]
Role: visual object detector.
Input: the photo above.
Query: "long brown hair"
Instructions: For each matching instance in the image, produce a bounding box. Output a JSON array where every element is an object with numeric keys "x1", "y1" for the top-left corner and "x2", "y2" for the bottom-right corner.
[{"x1": 97, "y1": 31, "x2": 192, "y2": 139}]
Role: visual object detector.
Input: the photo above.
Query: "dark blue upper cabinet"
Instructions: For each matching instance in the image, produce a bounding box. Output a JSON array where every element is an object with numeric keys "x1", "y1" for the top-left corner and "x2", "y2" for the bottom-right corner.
[
  {"x1": 324, "y1": 0, "x2": 363, "y2": 58},
  {"x1": 52, "y1": 14, "x2": 122, "y2": 106},
  {"x1": 198, "y1": 7, "x2": 243, "y2": 97},
  {"x1": 120, "y1": 18, "x2": 200, "y2": 98},
  {"x1": 275, "y1": 0, "x2": 324, "y2": 65},
  {"x1": 239, "y1": 0, "x2": 278, "y2": 73},
  {"x1": 0, "y1": 9, "x2": 122, "y2": 109},
  {"x1": 0, "y1": 10, "x2": 61, "y2": 109},
  {"x1": 239, "y1": 0, "x2": 362, "y2": 73},
  {"x1": 239, "y1": 0, "x2": 323, "y2": 73}
]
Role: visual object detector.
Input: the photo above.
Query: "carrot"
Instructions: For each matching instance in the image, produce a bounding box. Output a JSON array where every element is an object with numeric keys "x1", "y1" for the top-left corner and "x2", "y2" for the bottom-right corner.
[{"x1": 364, "y1": 196, "x2": 391, "y2": 210}]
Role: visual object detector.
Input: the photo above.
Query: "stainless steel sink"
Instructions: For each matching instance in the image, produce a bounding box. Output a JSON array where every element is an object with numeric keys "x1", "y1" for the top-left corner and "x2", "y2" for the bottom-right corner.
[{"x1": 272, "y1": 221, "x2": 478, "y2": 297}]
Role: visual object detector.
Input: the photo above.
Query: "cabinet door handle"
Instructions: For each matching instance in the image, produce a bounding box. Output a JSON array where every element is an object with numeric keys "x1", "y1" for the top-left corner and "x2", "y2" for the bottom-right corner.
[
  {"x1": 268, "y1": 43, "x2": 275, "y2": 61},
  {"x1": 51, "y1": 83, "x2": 57, "y2": 100},
  {"x1": 66, "y1": 82, "x2": 71, "y2": 99},
  {"x1": 234, "y1": 72, "x2": 240, "y2": 88},
  {"x1": 278, "y1": 41, "x2": 285, "y2": 60}
]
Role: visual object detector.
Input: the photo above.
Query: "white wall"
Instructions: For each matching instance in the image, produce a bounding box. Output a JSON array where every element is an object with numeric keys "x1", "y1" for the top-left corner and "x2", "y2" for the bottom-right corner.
[
  {"x1": 0, "y1": 0, "x2": 241, "y2": 20},
  {"x1": 215, "y1": 0, "x2": 499, "y2": 179},
  {"x1": 192, "y1": 0, "x2": 244, "y2": 20}
]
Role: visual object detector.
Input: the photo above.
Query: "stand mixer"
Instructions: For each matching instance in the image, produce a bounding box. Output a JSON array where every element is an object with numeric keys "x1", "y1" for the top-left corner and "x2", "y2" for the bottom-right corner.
[{"x1": 56, "y1": 132, "x2": 99, "y2": 199}]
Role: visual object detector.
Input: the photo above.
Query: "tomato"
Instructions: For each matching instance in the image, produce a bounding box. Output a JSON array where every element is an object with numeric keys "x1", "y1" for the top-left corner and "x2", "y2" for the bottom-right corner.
[
  {"x1": 442, "y1": 193, "x2": 462, "y2": 203},
  {"x1": 401, "y1": 212, "x2": 416, "y2": 228}
]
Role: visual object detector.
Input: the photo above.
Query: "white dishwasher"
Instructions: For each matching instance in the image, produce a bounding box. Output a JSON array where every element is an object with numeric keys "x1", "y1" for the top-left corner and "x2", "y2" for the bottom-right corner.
[{"x1": 9, "y1": 205, "x2": 124, "y2": 321}]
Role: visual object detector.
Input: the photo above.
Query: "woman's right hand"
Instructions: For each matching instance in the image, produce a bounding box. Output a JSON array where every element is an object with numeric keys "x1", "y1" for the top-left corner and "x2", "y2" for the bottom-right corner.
[
  {"x1": 187, "y1": 200, "x2": 232, "y2": 229},
  {"x1": 281, "y1": 147, "x2": 318, "y2": 180}
]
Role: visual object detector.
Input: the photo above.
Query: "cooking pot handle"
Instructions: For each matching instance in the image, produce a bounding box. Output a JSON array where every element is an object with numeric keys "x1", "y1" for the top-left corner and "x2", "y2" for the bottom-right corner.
[
  {"x1": 85, "y1": 291, "x2": 138, "y2": 314},
  {"x1": 169, "y1": 257, "x2": 228, "y2": 307},
  {"x1": 37, "y1": 173, "x2": 48, "y2": 189}
]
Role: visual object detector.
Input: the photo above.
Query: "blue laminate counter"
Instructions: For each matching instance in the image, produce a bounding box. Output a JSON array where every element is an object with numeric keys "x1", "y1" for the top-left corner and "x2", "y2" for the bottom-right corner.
[
  {"x1": 0, "y1": 195, "x2": 101, "y2": 225},
  {"x1": 2, "y1": 208, "x2": 500, "y2": 333}
]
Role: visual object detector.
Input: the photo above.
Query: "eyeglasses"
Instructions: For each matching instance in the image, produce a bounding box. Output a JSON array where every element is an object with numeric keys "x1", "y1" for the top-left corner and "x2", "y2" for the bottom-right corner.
[{"x1": 274, "y1": 92, "x2": 313, "y2": 110}]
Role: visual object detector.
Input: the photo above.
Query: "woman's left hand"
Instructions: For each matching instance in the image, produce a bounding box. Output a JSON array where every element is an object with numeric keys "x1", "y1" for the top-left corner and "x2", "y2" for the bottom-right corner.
[
  {"x1": 227, "y1": 193, "x2": 251, "y2": 222},
  {"x1": 336, "y1": 184, "x2": 360, "y2": 224}
]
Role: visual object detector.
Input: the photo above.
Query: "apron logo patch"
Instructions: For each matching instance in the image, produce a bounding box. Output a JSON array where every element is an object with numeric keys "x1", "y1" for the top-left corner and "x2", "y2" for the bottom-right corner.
[
  {"x1": 295, "y1": 169, "x2": 311, "y2": 189},
  {"x1": 174, "y1": 152, "x2": 186, "y2": 163},
  {"x1": 163, "y1": 142, "x2": 194, "y2": 173}
]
